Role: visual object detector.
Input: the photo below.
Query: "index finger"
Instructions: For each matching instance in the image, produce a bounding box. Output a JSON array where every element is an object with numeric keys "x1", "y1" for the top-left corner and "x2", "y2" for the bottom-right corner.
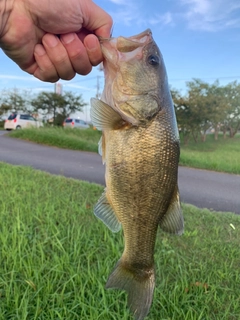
[{"x1": 81, "y1": 1, "x2": 113, "y2": 38}]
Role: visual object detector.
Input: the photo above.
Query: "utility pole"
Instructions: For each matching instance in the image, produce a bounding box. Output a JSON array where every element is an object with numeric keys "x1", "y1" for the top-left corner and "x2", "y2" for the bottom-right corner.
[
  {"x1": 96, "y1": 75, "x2": 101, "y2": 99},
  {"x1": 96, "y1": 63, "x2": 104, "y2": 99},
  {"x1": 54, "y1": 82, "x2": 62, "y2": 95}
]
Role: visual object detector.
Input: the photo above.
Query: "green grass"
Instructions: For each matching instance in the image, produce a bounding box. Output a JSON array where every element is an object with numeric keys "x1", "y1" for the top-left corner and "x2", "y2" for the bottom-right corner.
[
  {"x1": 8, "y1": 127, "x2": 240, "y2": 174},
  {"x1": 0, "y1": 162, "x2": 240, "y2": 319},
  {"x1": 180, "y1": 134, "x2": 240, "y2": 174},
  {"x1": 8, "y1": 127, "x2": 102, "y2": 153}
]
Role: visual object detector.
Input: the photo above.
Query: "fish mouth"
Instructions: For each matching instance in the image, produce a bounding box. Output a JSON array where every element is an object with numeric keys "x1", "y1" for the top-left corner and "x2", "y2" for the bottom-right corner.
[{"x1": 99, "y1": 29, "x2": 153, "y2": 62}]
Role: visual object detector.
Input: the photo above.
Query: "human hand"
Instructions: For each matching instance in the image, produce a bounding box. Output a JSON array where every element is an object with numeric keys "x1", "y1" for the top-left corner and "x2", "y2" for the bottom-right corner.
[{"x1": 0, "y1": 0, "x2": 112, "y2": 82}]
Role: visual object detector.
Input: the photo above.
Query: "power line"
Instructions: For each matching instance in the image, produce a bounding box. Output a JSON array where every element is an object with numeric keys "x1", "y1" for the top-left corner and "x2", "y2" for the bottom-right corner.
[
  {"x1": 63, "y1": 76, "x2": 104, "y2": 86},
  {"x1": 169, "y1": 76, "x2": 240, "y2": 82}
]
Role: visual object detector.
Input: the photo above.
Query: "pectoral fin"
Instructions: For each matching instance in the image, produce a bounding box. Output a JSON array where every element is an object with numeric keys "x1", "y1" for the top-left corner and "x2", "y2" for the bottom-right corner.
[
  {"x1": 159, "y1": 185, "x2": 184, "y2": 235},
  {"x1": 94, "y1": 190, "x2": 121, "y2": 233},
  {"x1": 90, "y1": 98, "x2": 124, "y2": 131}
]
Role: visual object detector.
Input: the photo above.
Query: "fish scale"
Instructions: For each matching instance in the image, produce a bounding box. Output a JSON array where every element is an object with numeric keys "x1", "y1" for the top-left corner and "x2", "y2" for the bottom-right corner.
[{"x1": 90, "y1": 29, "x2": 184, "y2": 320}]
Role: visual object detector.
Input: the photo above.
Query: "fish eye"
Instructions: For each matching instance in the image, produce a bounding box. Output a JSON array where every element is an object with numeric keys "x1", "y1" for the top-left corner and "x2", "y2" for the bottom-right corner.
[{"x1": 147, "y1": 54, "x2": 160, "y2": 66}]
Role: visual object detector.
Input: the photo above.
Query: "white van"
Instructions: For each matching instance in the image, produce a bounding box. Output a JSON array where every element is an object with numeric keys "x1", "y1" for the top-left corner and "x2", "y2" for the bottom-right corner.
[
  {"x1": 4, "y1": 113, "x2": 43, "y2": 130},
  {"x1": 63, "y1": 118, "x2": 90, "y2": 129}
]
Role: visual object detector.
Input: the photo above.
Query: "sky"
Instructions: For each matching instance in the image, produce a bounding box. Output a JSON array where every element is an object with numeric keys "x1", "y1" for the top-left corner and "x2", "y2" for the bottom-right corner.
[{"x1": 0, "y1": 0, "x2": 240, "y2": 120}]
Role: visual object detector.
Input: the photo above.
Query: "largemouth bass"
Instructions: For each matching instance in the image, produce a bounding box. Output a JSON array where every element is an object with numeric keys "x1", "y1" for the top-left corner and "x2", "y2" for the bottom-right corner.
[{"x1": 90, "y1": 29, "x2": 184, "y2": 320}]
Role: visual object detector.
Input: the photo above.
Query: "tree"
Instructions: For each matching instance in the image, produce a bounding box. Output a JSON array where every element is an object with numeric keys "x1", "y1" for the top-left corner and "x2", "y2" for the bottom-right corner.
[
  {"x1": 221, "y1": 81, "x2": 240, "y2": 138},
  {"x1": 31, "y1": 91, "x2": 87, "y2": 125},
  {"x1": 172, "y1": 88, "x2": 194, "y2": 145},
  {"x1": 172, "y1": 79, "x2": 240, "y2": 143},
  {"x1": 60, "y1": 91, "x2": 87, "y2": 119},
  {"x1": 186, "y1": 79, "x2": 212, "y2": 142},
  {"x1": 172, "y1": 80, "x2": 213, "y2": 144},
  {"x1": 173, "y1": 79, "x2": 230, "y2": 143},
  {"x1": 202, "y1": 81, "x2": 226, "y2": 141},
  {"x1": 0, "y1": 101, "x2": 11, "y2": 119},
  {"x1": 0, "y1": 88, "x2": 32, "y2": 117},
  {"x1": 31, "y1": 92, "x2": 65, "y2": 123}
]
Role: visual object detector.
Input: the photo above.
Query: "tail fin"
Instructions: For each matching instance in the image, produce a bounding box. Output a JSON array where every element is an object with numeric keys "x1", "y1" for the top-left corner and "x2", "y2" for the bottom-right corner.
[{"x1": 106, "y1": 259, "x2": 155, "y2": 320}]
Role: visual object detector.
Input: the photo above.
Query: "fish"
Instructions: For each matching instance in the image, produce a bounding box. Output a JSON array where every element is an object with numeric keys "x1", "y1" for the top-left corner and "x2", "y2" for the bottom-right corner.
[{"x1": 90, "y1": 29, "x2": 184, "y2": 320}]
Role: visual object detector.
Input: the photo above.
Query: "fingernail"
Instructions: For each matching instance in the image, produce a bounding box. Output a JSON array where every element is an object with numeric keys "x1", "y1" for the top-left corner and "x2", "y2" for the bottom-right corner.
[
  {"x1": 35, "y1": 44, "x2": 46, "y2": 56},
  {"x1": 44, "y1": 35, "x2": 58, "y2": 48},
  {"x1": 61, "y1": 33, "x2": 75, "y2": 44}
]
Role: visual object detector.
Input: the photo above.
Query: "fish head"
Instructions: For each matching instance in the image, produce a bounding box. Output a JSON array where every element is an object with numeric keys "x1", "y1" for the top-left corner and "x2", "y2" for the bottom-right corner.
[{"x1": 100, "y1": 29, "x2": 170, "y2": 125}]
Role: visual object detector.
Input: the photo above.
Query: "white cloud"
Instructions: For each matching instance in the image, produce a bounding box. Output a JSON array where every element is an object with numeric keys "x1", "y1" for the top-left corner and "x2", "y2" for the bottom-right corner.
[
  {"x1": 180, "y1": 0, "x2": 240, "y2": 31},
  {"x1": 0, "y1": 74, "x2": 39, "y2": 82},
  {"x1": 101, "y1": 0, "x2": 240, "y2": 32},
  {"x1": 111, "y1": 9, "x2": 136, "y2": 26},
  {"x1": 225, "y1": 18, "x2": 240, "y2": 28},
  {"x1": 107, "y1": 0, "x2": 175, "y2": 29},
  {"x1": 113, "y1": 9, "x2": 174, "y2": 29},
  {"x1": 181, "y1": 0, "x2": 210, "y2": 15},
  {"x1": 0, "y1": 75, "x2": 95, "y2": 91},
  {"x1": 149, "y1": 12, "x2": 174, "y2": 26},
  {"x1": 108, "y1": 0, "x2": 128, "y2": 4},
  {"x1": 30, "y1": 87, "x2": 53, "y2": 92},
  {"x1": 63, "y1": 84, "x2": 96, "y2": 91}
]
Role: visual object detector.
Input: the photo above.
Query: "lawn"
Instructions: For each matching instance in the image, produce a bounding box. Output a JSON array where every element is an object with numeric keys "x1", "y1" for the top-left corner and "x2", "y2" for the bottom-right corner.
[
  {"x1": 0, "y1": 162, "x2": 240, "y2": 319},
  {"x1": 8, "y1": 127, "x2": 240, "y2": 174},
  {"x1": 180, "y1": 133, "x2": 240, "y2": 174},
  {"x1": 8, "y1": 127, "x2": 102, "y2": 153}
]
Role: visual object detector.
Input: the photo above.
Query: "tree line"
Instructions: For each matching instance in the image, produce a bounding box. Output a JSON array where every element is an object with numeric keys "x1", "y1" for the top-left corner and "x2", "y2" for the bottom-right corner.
[
  {"x1": 0, "y1": 89, "x2": 86, "y2": 126},
  {"x1": 1, "y1": 79, "x2": 240, "y2": 142},
  {"x1": 172, "y1": 79, "x2": 240, "y2": 144}
]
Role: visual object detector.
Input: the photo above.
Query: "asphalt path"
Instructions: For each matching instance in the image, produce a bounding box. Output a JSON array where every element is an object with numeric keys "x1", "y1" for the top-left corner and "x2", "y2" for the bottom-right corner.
[{"x1": 0, "y1": 132, "x2": 239, "y2": 214}]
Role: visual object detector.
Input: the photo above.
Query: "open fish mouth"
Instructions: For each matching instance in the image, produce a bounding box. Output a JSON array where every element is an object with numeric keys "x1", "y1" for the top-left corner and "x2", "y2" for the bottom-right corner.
[
  {"x1": 98, "y1": 29, "x2": 152, "y2": 44},
  {"x1": 98, "y1": 29, "x2": 153, "y2": 62}
]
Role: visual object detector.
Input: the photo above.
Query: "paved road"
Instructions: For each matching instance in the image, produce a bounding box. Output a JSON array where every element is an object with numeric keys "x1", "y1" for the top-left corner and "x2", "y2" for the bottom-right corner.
[{"x1": 0, "y1": 132, "x2": 239, "y2": 214}]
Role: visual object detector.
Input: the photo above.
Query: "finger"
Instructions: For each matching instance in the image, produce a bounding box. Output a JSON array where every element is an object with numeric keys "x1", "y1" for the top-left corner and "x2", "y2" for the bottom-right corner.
[
  {"x1": 60, "y1": 33, "x2": 93, "y2": 75},
  {"x1": 81, "y1": 1, "x2": 113, "y2": 37},
  {"x1": 83, "y1": 34, "x2": 103, "y2": 66},
  {"x1": 42, "y1": 33, "x2": 76, "y2": 80},
  {"x1": 33, "y1": 44, "x2": 59, "y2": 82}
]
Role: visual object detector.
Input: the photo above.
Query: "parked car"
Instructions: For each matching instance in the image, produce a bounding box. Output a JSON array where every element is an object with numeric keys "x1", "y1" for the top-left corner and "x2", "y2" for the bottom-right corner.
[
  {"x1": 63, "y1": 118, "x2": 90, "y2": 129},
  {"x1": 4, "y1": 113, "x2": 43, "y2": 130}
]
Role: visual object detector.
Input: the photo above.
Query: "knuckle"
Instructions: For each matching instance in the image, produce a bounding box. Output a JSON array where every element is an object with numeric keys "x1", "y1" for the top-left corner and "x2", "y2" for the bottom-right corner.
[
  {"x1": 34, "y1": 70, "x2": 59, "y2": 83},
  {"x1": 90, "y1": 57, "x2": 102, "y2": 67},
  {"x1": 76, "y1": 64, "x2": 92, "y2": 76},
  {"x1": 68, "y1": 47, "x2": 85, "y2": 61},
  {"x1": 61, "y1": 72, "x2": 75, "y2": 81},
  {"x1": 52, "y1": 54, "x2": 68, "y2": 65}
]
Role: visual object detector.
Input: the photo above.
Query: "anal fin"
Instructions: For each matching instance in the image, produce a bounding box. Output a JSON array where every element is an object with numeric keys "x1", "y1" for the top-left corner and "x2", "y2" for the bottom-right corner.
[
  {"x1": 94, "y1": 190, "x2": 121, "y2": 233},
  {"x1": 159, "y1": 185, "x2": 184, "y2": 235}
]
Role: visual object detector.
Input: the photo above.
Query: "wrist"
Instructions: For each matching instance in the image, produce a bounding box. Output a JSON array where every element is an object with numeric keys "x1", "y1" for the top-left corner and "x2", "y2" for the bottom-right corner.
[{"x1": 0, "y1": 0, "x2": 14, "y2": 38}]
